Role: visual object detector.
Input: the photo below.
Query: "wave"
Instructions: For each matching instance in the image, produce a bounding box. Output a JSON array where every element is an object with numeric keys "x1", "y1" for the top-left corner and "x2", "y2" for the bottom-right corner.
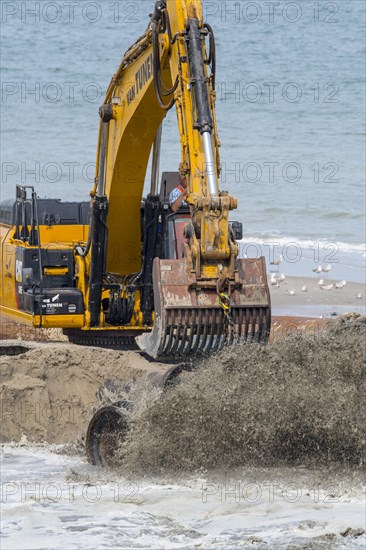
[
  {"x1": 239, "y1": 235, "x2": 366, "y2": 256},
  {"x1": 323, "y1": 211, "x2": 365, "y2": 220}
]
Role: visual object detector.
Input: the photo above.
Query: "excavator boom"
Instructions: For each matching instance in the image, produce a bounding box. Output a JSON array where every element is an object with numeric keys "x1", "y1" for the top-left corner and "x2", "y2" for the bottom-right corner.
[{"x1": 84, "y1": 0, "x2": 271, "y2": 357}]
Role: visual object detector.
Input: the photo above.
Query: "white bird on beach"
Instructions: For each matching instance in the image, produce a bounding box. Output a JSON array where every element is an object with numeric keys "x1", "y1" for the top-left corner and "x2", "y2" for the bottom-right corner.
[
  {"x1": 270, "y1": 274, "x2": 279, "y2": 287},
  {"x1": 340, "y1": 280, "x2": 347, "y2": 287},
  {"x1": 301, "y1": 285, "x2": 308, "y2": 292},
  {"x1": 270, "y1": 255, "x2": 283, "y2": 272},
  {"x1": 322, "y1": 264, "x2": 332, "y2": 278},
  {"x1": 312, "y1": 266, "x2": 322, "y2": 274},
  {"x1": 334, "y1": 280, "x2": 346, "y2": 289},
  {"x1": 278, "y1": 273, "x2": 286, "y2": 282},
  {"x1": 356, "y1": 293, "x2": 363, "y2": 299},
  {"x1": 320, "y1": 283, "x2": 334, "y2": 291},
  {"x1": 286, "y1": 289, "x2": 295, "y2": 296},
  {"x1": 318, "y1": 279, "x2": 325, "y2": 286}
]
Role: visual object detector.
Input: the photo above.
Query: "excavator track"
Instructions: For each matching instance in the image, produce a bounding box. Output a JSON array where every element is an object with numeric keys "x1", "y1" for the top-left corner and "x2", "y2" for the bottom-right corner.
[{"x1": 63, "y1": 329, "x2": 139, "y2": 350}]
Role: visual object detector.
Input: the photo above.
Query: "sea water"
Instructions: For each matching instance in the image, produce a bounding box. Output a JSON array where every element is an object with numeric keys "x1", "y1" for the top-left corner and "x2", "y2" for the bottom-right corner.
[{"x1": 1, "y1": 1, "x2": 365, "y2": 279}]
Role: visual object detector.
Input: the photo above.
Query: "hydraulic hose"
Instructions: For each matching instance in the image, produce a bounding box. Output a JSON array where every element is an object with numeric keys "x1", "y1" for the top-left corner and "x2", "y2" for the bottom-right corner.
[
  {"x1": 204, "y1": 23, "x2": 216, "y2": 90},
  {"x1": 151, "y1": 19, "x2": 177, "y2": 110},
  {"x1": 75, "y1": 211, "x2": 93, "y2": 258}
]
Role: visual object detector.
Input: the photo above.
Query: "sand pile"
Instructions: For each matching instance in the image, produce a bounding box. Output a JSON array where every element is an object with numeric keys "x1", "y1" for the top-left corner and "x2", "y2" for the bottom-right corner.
[
  {"x1": 0, "y1": 317, "x2": 68, "y2": 342},
  {"x1": 0, "y1": 344, "x2": 166, "y2": 444},
  {"x1": 120, "y1": 316, "x2": 366, "y2": 473}
]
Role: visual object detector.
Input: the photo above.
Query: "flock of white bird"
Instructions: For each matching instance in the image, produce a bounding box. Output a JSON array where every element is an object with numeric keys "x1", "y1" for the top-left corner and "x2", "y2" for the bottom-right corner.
[{"x1": 269, "y1": 257, "x2": 363, "y2": 299}]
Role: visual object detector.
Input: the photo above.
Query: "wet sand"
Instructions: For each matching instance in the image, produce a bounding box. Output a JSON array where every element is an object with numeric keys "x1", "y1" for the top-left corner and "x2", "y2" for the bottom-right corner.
[{"x1": 269, "y1": 275, "x2": 365, "y2": 317}]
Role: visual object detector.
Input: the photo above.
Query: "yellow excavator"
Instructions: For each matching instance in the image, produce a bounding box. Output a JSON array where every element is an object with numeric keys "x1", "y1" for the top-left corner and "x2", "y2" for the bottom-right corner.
[
  {"x1": 1, "y1": 0, "x2": 270, "y2": 461},
  {"x1": 1, "y1": 0, "x2": 271, "y2": 358}
]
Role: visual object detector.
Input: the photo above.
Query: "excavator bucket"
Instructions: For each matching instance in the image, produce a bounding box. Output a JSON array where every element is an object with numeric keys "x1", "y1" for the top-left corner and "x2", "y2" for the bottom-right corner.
[{"x1": 136, "y1": 257, "x2": 271, "y2": 359}]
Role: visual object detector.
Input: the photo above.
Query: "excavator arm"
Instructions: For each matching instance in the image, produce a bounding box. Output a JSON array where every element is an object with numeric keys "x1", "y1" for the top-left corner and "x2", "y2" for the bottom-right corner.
[{"x1": 77, "y1": 0, "x2": 270, "y2": 357}]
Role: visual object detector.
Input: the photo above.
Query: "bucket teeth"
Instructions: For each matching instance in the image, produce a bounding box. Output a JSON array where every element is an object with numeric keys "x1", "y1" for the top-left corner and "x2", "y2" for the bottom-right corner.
[
  {"x1": 206, "y1": 310, "x2": 216, "y2": 351},
  {"x1": 184, "y1": 321, "x2": 195, "y2": 356},
  {"x1": 162, "y1": 312, "x2": 174, "y2": 355},
  {"x1": 137, "y1": 305, "x2": 271, "y2": 359}
]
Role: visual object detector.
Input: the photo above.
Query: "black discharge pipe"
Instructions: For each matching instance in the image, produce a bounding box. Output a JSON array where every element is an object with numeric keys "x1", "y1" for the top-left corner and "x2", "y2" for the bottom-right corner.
[
  {"x1": 187, "y1": 19, "x2": 213, "y2": 135},
  {"x1": 88, "y1": 195, "x2": 109, "y2": 327}
]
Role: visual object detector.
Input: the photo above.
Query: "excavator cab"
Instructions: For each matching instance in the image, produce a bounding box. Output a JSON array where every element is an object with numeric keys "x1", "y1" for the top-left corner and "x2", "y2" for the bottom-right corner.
[
  {"x1": 159, "y1": 171, "x2": 190, "y2": 260},
  {"x1": 159, "y1": 171, "x2": 243, "y2": 261},
  {"x1": 166, "y1": 212, "x2": 191, "y2": 260}
]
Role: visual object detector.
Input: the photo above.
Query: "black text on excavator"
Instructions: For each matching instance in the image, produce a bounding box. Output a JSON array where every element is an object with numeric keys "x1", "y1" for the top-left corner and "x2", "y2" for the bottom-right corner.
[{"x1": 0, "y1": 0, "x2": 271, "y2": 362}]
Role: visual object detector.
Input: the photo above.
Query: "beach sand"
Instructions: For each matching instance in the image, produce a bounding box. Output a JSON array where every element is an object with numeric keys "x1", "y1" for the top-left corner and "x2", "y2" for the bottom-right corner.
[{"x1": 269, "y1": 275, "x2": 365, "y2": 317}]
